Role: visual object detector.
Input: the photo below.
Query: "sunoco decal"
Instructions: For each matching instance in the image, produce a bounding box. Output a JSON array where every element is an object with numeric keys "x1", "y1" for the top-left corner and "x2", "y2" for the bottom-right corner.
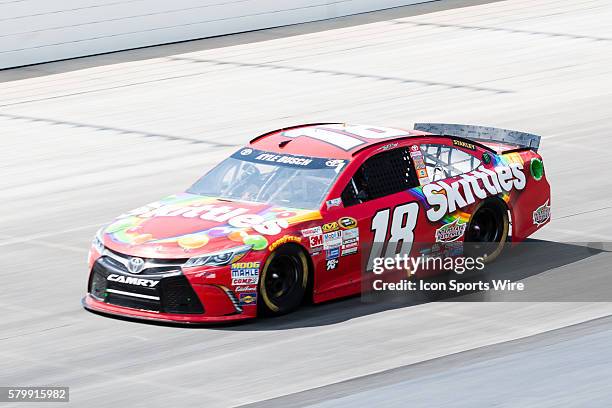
[
  {"x1": 533, "y1": 200, "x2": 551, "y2": 226},
  {"x1": 435, "y1": 219, "x2": 467, "y2": 242},
  {"x1": 423, "y1": 164, "x2": 526, "y2": 222}
]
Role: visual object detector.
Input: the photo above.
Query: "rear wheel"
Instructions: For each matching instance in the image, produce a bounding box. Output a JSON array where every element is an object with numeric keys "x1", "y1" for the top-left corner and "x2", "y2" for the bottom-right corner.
[
  {"x1": 259, "y1": 245, "x2": 309, "y2": 316},
  {"x1": 464, "y1": 199, "x2": 509, "y2": 263}
]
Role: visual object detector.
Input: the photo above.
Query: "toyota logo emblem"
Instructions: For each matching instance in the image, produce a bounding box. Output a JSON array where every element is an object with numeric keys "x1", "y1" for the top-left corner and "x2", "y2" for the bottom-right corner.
[{"x1": 127, "y1": 257, "x2": 145, "y2": 274}]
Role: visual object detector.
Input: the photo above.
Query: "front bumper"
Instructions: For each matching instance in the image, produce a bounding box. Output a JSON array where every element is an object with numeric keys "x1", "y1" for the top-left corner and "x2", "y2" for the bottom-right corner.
[
  {"x1": 84, "y1": 255, "x2": 256, "y2": 323},
  {"x1": 82, "y1": 295, "x2": 252, "y2": 323}
]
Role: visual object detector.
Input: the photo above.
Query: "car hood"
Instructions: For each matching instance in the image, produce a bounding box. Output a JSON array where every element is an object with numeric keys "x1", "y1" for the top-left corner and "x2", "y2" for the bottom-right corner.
[{"x1": 100, "y1": 193, "x2": 322, "y2": 259}]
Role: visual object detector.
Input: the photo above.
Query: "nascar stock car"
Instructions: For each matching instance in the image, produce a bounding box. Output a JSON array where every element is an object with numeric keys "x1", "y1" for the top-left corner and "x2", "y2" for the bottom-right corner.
[{"x1": 83, "y1": 123, "x2": 551, "y2": 323}]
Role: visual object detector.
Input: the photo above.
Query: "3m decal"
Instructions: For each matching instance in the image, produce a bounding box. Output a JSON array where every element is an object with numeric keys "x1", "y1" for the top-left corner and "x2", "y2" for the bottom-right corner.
[
  {"x1": 338, "y1": 217, "x2": 357, "y2": 229},
  {"x1": 423, "y1": 164, "x2": 526, "y2": 222},
  {"x1": 533, "y1": 200, "x2": 551, "y2": 226},
  {"x1": 309, "y1": 235, "x2": 323, "y2": 249},
  {"x1": 435, "y1": 219, "x2": 467, "y2": 242}
]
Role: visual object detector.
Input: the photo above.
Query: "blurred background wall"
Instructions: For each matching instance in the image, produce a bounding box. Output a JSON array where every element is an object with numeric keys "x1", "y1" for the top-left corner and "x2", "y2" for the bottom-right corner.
[{"x1": 0, "y1": 0, "x2": 432, "y2": 69}]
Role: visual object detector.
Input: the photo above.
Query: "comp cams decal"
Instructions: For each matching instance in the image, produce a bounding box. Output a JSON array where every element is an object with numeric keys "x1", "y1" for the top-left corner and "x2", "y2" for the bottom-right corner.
[{"x1": 423, "y1": 164, "x2": 526, "y2": 222}]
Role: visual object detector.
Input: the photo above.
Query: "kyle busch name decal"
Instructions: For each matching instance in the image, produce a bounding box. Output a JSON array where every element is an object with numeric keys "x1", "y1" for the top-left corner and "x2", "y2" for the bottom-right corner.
[{"x1": 423, "y1": 164, "x2": 526, "y2": 222}]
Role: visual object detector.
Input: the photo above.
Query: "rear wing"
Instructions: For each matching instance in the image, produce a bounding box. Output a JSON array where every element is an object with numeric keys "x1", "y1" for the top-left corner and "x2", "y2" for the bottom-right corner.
[{"x1": 414, "y1": 123, "x2": 541, "y2": 152}]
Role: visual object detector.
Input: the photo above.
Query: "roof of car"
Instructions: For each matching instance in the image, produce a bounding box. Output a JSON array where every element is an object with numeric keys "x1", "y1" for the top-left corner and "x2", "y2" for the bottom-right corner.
[{"x1": 249, "y1": 123, "x2": 429, "y2": 159}]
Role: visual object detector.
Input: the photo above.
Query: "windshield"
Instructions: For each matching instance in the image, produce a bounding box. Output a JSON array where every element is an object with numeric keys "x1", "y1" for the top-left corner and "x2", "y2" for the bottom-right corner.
[{"x1": 187, "y1": 148, "x2": 347, "y2": 209}]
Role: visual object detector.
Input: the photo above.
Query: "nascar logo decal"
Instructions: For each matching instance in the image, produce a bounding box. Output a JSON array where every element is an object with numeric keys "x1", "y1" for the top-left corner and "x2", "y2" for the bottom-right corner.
[{"x1": 423, "y1": 164, "x2": 526, "y2": 222}]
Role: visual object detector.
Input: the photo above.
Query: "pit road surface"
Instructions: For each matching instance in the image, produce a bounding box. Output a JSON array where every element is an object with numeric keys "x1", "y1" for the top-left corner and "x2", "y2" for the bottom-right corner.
[{"x1": 1, "y1": 0, "x2": 612, "y2": 406}]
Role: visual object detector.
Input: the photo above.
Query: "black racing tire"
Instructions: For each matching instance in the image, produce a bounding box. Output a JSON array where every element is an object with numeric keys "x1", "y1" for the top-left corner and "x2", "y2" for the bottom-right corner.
[
  {"x1": 258, "y1": 244, "x2": 309, "y2": 316},
  {"x1": 464, "y1": 199, "x2": 509, "y2": 263}
]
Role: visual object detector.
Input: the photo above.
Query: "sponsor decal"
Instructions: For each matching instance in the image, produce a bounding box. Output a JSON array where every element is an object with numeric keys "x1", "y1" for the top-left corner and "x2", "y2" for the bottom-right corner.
[
  {"x1": 452, "y1": 139, "x2": 476, "y2": 150},
  {"x1": 342, "y1": 228, "x2": 359, "y2": 241},
  {"x1": 268, "y1": 235, "x2": 301, "y2": 251},
  {"x1": 435, "y1": 219, "x2": 467, "y2": 242},
  {"x1": 323, "y1": 231, "x2": 342, "y2": 249},
  {"x1": 326, "y1": 247, "x2": 340, "y2": 260},
  {"x1": 326, "y1": 198, "x2": 342, "y2": 209},
  {"x1": 107, "y1": 274, "x2": 159, "y2": 288},
  {"x1": 338, "y1": 217, "x2": 357, "y2": 229},
  {"x1": 231, "y1": 261, "x2": 260, "y2": 285},
  {"x1": 418, "y1": 177, "x2": 431, "y2": 186},
  {"x1": 378, "y1": 142, "x2": 398, "y2": 151},
  {"x1": 326, "y1": 258, "x2": 339, "y2": 271},
  {"x1": 309, "y1": 234, "x2": 323, "y2": 249},
  {"x1": 423, "y1": 164, "x2": 527, "y2": 222},
  {"x1": 322, "y1": 221, "x2": 340, "y2": 233},
  {"x1": 410, "y1": 151, "x2": 422, "y2": 158},
  {"x1": 342, "y1": 240, "x2": 359, "y2": 249},
  {"x1": 417, "y1": 169, "x2": 428, "y2": 178},
  {"x1": 409, "y1": 145, "x2": 420, "y2": 152},
  {"x1": 341, "y1": 246, "x2": 358, "y2": 256},
  {"x1": 533, "y1": 200, "x2": 551, "y2": 226},
  {"x1": 413, "y1": 158, "x2": 426, "y2": 170},
  {"x1": 233, "y1": 148, "x2": 346, "y2": 170},
  {"x1": 301, "y1": 226, "x2": 323, "y2": 237},
  {"x1": 235, "y1": 285, "x2": 257, "y2": 292},
  {"x1": 326, "y1": 159, "x2": 344, "y2": 167},
  {"x1": 239, "y1": 292, "x2": 257, "y2": 305}
]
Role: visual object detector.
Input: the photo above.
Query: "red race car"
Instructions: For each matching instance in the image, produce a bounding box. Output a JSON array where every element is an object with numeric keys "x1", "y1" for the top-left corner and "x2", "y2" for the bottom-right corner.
[{"x1": 83, "y1": 123, "x2": 550, "y2": 323}]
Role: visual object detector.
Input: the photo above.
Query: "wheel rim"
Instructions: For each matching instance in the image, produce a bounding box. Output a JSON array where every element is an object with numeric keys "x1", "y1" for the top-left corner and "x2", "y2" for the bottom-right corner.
[
  {"x1": 467, "y1": 207, "x2": 503, "y2": 243},
  {"x1": 264, "y1": 254, "x2": 300, "y2": 303}
]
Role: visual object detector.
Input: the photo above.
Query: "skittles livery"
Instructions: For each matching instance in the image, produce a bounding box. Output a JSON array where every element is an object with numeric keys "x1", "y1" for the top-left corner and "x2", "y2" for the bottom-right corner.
[{"x1": 84, "y1": 123, "x2": 551, "y2": 323}]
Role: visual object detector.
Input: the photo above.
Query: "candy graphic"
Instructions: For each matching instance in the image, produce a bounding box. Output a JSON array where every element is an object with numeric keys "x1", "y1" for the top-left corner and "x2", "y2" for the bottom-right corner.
[
  {"x1": 178, "y1": 235, "x2": 209, "y2": 250},
  {"x1": 228, "y1": 230, "x2": 249, "y2": 242},
  {"x1": 243, "y1": 235, "x2": 268, "y2": 250},
  {"x1": 131, "y1": 233, "x2": 153, "y2": 244}
]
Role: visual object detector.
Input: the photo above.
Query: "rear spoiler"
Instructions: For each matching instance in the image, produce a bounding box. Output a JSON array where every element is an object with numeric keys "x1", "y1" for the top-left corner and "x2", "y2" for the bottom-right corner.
[{"x1": 414, "y1": 123, "x2": 541, "y2": 152}]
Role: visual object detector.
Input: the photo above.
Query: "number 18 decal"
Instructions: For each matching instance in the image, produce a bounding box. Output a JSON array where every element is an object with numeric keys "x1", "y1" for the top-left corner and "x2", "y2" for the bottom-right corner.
[{"x1": 367, "y1": 202, "x2": 419, "y2": 271}]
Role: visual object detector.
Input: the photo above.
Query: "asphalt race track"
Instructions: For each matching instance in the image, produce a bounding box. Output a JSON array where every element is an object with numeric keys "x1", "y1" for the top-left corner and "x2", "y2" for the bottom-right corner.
[{"x1": 1, "y1": 0, "x2": 612, "y2": 406}]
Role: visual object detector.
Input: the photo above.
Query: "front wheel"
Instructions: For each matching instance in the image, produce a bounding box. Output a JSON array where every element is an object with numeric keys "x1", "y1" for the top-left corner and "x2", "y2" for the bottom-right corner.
[
  {"x1": 259, "y1": 245, "x2": 309, "y2": 316},
  {"x1": 464, "y1": 199, "x2": 509, "y2": 263}
]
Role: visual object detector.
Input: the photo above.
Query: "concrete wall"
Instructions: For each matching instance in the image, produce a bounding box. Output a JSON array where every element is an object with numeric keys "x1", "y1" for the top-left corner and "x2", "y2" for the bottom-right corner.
[{"x1": 0, "y1": 0, "x2": 431, "y2": 69}]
